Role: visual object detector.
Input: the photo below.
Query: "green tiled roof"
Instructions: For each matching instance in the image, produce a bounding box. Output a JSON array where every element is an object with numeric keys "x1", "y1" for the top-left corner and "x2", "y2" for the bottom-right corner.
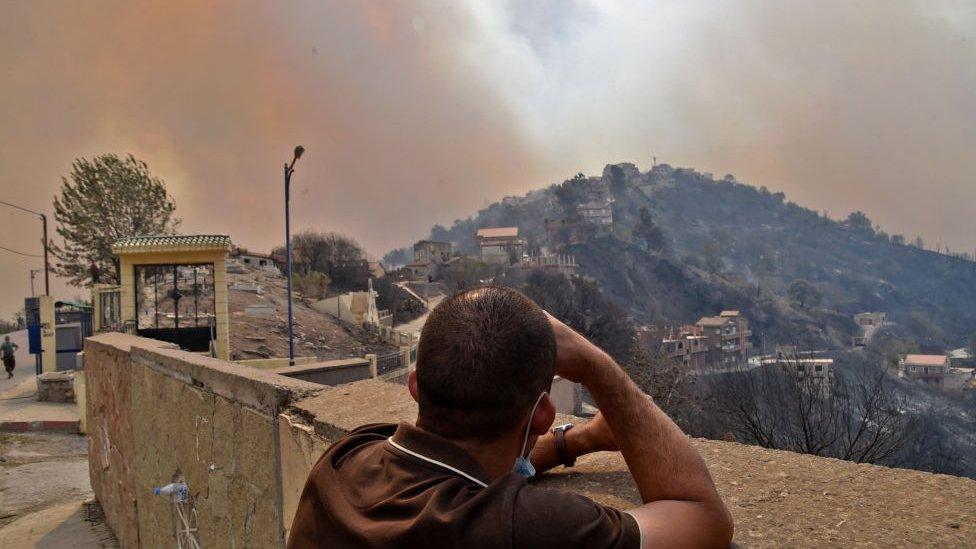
[{"x1": 112, "y1": 234, "x2": 231, "y2": 253}]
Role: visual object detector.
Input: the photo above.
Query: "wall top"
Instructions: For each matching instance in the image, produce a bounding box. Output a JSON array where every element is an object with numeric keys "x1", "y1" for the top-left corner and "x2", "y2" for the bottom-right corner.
[{"x1": 112, "y1": 234, "x2": 231, "y2": 255}]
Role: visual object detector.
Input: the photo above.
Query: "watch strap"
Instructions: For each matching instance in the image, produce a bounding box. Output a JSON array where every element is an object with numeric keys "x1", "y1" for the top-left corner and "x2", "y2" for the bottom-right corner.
[{"x1": 554, "y1": 426, "x2": 576, "y2": 468}]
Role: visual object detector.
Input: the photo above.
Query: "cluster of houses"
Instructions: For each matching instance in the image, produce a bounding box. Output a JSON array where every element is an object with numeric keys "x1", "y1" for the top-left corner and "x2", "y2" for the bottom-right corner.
[
  {"x1": 403, "y1": 225, "x2": 580, "y2": 282},
  {"x1": 638, "y1": 310, "x2": 752, "y2": 370}
]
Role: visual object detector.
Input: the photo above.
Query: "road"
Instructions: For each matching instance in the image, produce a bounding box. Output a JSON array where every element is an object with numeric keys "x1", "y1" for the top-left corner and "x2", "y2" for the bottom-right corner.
[{"x1": 394, "y1": 294, "x2": 444, "y2": 337}]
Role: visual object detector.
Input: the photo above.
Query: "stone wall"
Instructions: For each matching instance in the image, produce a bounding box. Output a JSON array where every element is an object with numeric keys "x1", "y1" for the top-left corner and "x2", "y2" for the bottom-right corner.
[
  {"x1": 84, "y1": 333, "x2": 323, "y2": 548},
  {"x1": 85, "y1": 333, "x2": 976, "y2": 548}
]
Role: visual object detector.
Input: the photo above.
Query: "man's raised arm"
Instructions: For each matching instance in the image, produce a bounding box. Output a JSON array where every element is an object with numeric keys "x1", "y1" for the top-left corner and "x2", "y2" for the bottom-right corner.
[{"x1": 545, "y1": 314, "x2": 733, "y2": 549}]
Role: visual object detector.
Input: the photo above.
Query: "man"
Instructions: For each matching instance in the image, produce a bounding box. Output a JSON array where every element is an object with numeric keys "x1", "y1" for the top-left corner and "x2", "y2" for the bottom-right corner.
[
  {"x1": 289, "y1": 286, "x2": 733, "y2": 548},
  {"x1": 2, "y1": 336, "x2": 18, "y2": 379}
]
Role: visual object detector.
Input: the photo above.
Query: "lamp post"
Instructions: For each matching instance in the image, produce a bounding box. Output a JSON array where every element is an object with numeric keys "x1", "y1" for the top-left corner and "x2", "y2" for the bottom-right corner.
[
  {"x1": 0, "y1": 200, "x2": 50, "y2": 295},
  {"x1": 29, "y1": 269, "x2": 42, "y2": 297},
  {"x1": 284, "y1": 145, "x2": 305, "y2": 366}
]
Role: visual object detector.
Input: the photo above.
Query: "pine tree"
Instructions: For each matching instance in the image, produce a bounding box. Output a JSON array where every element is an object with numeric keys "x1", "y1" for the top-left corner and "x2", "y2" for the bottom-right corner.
[{"x1": 51, "y1": 154, "x2": 179, "y2": 286}]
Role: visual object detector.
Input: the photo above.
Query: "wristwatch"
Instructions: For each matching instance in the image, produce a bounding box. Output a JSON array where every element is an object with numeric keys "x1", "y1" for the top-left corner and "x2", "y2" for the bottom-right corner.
[{"x1": 552, "y1": 423, "x2": 576, "y2": 467}]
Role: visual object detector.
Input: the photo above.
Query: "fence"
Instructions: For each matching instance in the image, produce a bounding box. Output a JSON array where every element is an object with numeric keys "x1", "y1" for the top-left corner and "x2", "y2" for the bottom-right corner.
[{"x1": 375, "y1": 343, "x2": 418, "y2": 384}]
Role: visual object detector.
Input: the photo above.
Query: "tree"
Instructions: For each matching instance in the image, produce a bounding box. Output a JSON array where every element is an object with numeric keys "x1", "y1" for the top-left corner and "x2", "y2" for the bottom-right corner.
[
  {"x1": 788, "y1": 279, "x2": 822, "y2": 308},
  {"x1": 700, "y1": 354, "x2": 917, "y2": 465},
  {"x1": 633, "y1": 207, "x2": 666, "y2": 252},
  {"x1": 293, "y1": 271, "x2": 330, "y2": 301},
  {"x1": 274, "y1": 231, "x2": 369, "y2": 291},
  {"x1": 844, "y1": 211, "x2": 874, "y2": 237},
  {"x1": 51, "y1": 154, "x2": 179, "y2": 286},
  {"x1": 520, "y1": 270, "x2": 636, "y2": 363}
]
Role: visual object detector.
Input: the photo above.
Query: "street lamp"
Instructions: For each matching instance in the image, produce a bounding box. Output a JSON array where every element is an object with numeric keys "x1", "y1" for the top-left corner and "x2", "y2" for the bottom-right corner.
[
  {"x1": 29, "y1": 269, "x2": 42, "y2": 297},
  {"x1": 0, "y1": 200, "x2": 50, "y2": 295},
  {"x1": 284, "y1": 145, "x2": 305, "y2": 366}
]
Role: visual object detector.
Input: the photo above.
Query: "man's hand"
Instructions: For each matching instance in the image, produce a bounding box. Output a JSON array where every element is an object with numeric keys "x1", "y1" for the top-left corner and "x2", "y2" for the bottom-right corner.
[{"x1": 576, "y1": 411, "x2": 617, "y2": 452}]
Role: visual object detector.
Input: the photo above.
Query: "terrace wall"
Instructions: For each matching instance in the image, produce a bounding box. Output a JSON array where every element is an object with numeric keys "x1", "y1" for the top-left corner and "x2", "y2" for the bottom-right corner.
[{"x1": 85, "y1": 333, "x2": 976, "y2": 548}]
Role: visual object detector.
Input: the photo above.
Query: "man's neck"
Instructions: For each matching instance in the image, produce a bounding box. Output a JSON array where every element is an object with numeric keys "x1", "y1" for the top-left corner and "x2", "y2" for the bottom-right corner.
[
  {"x1": 416, "y1": 420, "x2": 522, "y2": 480},
  {"x1": 450, "y1": 435, "x2": 522, "y2": 480}
]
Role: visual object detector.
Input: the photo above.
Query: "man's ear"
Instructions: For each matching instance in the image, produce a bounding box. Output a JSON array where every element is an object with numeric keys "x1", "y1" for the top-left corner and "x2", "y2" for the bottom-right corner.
[
  {"x1": 530, "y1": 393, "x2": 556, "y2": 436},
  {"x1": 408, "y1": 370, "x2": 419, "y2": 403}
]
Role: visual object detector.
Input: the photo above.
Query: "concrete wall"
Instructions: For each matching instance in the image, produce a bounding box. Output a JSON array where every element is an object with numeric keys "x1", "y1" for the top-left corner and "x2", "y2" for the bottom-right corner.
[
  {"x1": 236, "y1": 356, "x2": 319, "y2": 370},
  {"x1": 269, "y1": 358, "x2": 372, "y2": 386},
  {"x1": 85, "y1": 334, "x2": 976, "y2": 548},
  {"x1": 84, "y1": 333, "x2": 322, "y2": 548}
]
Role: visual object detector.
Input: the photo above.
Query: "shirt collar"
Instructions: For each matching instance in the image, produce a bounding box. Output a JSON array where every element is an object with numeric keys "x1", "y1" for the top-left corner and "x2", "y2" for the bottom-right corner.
[{"x1": 387, "y1": 422, "x2": 493, "y2": 488}]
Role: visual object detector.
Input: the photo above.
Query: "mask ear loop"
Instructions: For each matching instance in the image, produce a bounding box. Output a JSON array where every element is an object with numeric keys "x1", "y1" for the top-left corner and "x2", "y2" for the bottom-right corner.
[{"x1": 519, "y1": 392, "x2": 548, "y2": 458}]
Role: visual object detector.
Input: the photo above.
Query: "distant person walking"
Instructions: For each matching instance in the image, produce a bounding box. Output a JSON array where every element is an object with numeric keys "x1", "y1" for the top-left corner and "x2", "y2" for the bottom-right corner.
[{"x1": 2, "y1": 336, "x2": 18, "y2": 378}]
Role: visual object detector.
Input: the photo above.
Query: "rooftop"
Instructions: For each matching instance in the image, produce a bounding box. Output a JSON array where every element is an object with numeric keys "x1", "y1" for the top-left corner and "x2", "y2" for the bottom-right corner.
[
  {"x1": 112, "y1": 234, "x2": 232, "y2": 254},
  {"x1": 476, "y1": 227, "x2": 519, "y2": 239},
  {"x1": 720, "y1": 310, "x2": 741, "y2": 317},
  {"x1": 697, "y1": 316, "x2": 732, "y2": 327},
  {"x1": 904, "y1": 354, "x2": 949, "y2": 366}
]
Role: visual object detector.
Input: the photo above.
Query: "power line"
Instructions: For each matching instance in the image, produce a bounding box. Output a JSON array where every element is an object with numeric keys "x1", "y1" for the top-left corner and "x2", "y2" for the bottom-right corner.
[{"x1": 0, "y1": 245, "x2": 43, "y2": 258}]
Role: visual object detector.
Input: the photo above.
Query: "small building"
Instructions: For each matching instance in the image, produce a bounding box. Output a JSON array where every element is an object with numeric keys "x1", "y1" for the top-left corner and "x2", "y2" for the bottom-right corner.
[
  {"x1": 696, "y1": 311, "x2": 751, "y2": 367},
  {"x1": 576, "y1": 201, "x2": 613, "y2": 235},
  {"x1": 231, "y1": 249, "x2": 281, "y2": 275},
  {"x1": 112, "y1": 234, "x2": 231, "y2": 360},
  {"x1": 900, "y1": 354, "x2": 949, "y2": 386},
  {"x1": 521, "y1": 254, "x2": 578, "y2": 276},
  {"x1": 413, "y1": 240, "x2": 452, "y2": 264},
  {"x1": 406, "y1": 241, "x2": 453, "y2": 280},
  {"x1": 636, "y1": 324, "x2": 709, "y2": 370},
  {"x1": 476, "y1": 227, "x2": 524, "y2": 265},
  {"x1": 761, "y1": 357, "x2": 835, "y2": 397},
  {"x1": 853, "y1": 312, "x2": 889, "y2": 347},
  {"x1": 662, "y1": 331, "x2": 709, "y2": 369},
  {"x1": 948, "y1": 348, "x2": 976, "y2": 369}
]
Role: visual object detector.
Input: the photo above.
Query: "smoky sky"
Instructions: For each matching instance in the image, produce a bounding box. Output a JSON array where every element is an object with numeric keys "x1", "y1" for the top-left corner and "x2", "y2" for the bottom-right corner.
[{"x1": 0, "y1": 1, "x2": 974, "y2": 317}]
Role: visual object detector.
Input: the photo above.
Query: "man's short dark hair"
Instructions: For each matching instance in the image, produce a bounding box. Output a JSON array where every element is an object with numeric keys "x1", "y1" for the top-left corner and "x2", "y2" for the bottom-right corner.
[{"x1": 416, "y1": 286, "x2": 556, "y2": 440}]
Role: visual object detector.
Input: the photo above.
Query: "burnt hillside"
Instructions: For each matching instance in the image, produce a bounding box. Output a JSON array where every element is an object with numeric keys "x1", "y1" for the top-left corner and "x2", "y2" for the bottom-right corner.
[{"x1": 401, "y1": 162, "x2": 976, "y2": 350}]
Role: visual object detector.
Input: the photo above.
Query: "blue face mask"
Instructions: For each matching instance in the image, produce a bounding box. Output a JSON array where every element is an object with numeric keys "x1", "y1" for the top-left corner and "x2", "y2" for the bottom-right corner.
[{"x1": 514, "y1": 393, "x2": 547, "y2": 478}]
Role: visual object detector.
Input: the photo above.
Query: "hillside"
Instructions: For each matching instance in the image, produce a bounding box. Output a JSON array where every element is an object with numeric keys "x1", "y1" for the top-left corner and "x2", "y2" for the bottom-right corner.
[
  {"x1": 404, "y1": 163, "x2": 976, "y2": 350},
  {"x1": 226, "y1": 265, "x2": 394, "y2": 361}
]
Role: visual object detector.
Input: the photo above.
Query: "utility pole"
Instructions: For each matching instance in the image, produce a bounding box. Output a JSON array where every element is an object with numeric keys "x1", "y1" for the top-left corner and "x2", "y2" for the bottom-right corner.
[
  {"x1": 0, "y1": 200, "x2": 50, "y2": 295},
  {"x1": 283, "y1": 145, "x2": 305, "y2": 367}
]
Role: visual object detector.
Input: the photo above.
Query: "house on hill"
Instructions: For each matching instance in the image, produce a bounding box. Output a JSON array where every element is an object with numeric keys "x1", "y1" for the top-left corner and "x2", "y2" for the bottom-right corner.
[
  {"x1": 696, "y1": 311, "x2": 751, "y2": 367},
  {"x1": 231, "y1": 248, "x2": 281, "y2": 275},
  {"x1": 476, "y1": 227, "x2": 524, "y2": 265},
  {"x1": 900, "y1": 354, "x2": 949, "y2": 386}
]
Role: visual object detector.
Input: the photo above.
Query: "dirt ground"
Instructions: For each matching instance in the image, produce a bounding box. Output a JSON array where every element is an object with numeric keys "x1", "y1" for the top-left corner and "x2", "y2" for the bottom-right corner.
[
  {"x1": 227, "y1": 267, "x2": 395, "y2": 361},
  {"x1": 0, "y1": 432, "x2": 117, "y2": 547}
]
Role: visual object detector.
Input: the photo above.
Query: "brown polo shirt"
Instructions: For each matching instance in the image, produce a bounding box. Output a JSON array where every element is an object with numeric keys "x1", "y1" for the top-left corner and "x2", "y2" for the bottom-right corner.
[{"x1": 288, "y1": 422, "x2": 641, "y2": 548}]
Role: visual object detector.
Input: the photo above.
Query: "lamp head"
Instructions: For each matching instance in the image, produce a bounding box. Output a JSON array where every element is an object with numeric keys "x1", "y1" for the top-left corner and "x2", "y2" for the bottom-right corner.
[{"x1": 293, "y1": 145, "x2": 305, "y2": 161}]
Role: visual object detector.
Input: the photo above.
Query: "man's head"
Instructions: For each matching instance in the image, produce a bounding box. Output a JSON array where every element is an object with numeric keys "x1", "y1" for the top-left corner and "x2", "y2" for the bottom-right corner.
[
  {"x1": 3, "y1": 336, "x2": 8, "y2": 342},
  {"x1": 410, "y1": 286, "x2": 556, "y2": 441}
]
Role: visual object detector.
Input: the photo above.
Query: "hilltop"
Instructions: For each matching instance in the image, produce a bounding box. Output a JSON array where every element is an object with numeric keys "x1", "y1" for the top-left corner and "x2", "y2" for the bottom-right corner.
[{"x1": 402, "y1": 162, "x2": 976, "y2": 350}]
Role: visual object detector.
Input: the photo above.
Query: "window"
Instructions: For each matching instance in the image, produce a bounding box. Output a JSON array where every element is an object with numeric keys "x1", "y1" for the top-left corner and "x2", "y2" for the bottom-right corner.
[
  {"x1": 815, "y1": 364, "x2": 823, "y2": 372},
  {"x1": 243, "y1": 258, "x2": 251, "y2": 264}
]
